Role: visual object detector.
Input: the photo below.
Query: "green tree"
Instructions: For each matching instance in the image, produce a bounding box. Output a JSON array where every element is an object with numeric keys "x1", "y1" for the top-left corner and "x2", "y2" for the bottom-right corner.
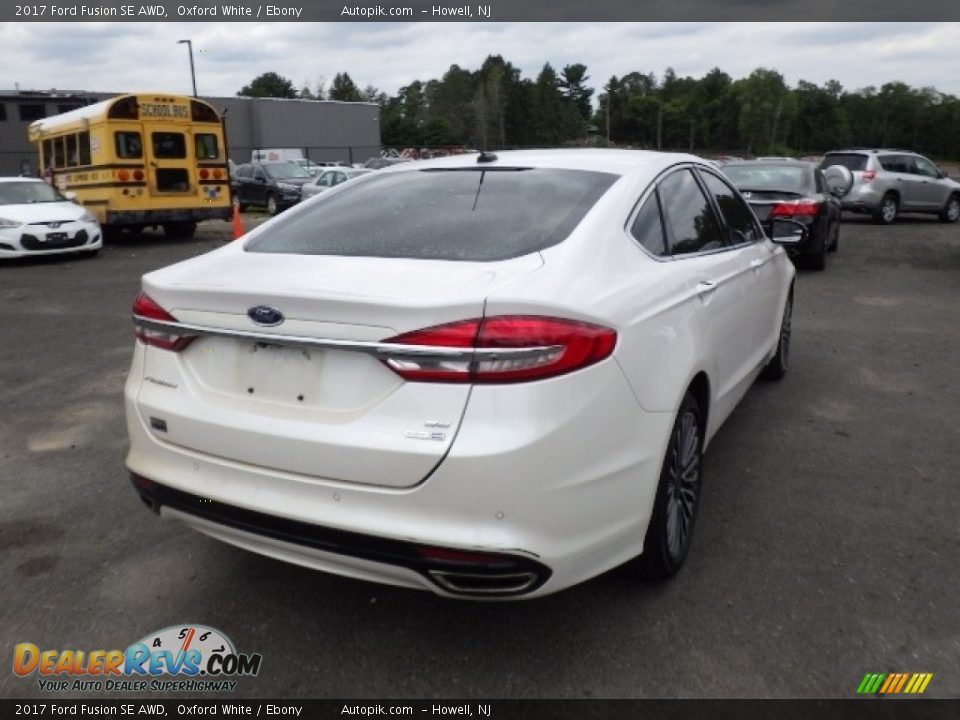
[
  {"x1": 329, "y1": 72, "x2": 363, "y2": 102},
  {"x1": 237, "y1": 72, "x2": 297, "y2": 99},
  {"x1": 733, "y1": 68, "x2": 792, "y2": 155},
  {"x1": 530, "y1": 63, "x2": 566, "y2": 146},
  {"x1": 559, "y1": 63, "x2": 594, "y2": 124}
]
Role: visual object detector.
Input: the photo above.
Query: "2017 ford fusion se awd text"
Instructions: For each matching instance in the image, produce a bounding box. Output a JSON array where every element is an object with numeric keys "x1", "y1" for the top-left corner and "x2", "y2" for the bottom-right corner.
[{"x1": 125, "y1": 150, "x2": 800, "y2": 598}]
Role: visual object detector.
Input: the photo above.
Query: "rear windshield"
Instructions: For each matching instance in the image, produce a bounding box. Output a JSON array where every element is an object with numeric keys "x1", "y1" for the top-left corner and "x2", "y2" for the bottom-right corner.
[
  {"x1": 245, "y1": 167, "x2": 618, "y2": 261},
  {"x1": 263, "y1": 162, "x2": 312, "y2": 180},
  {"x1": 820, "y1": 153, "x2": 868, "y2": 172},
  {"x1": 723, "y1": 164, "x2": 811, "y2": 193}
]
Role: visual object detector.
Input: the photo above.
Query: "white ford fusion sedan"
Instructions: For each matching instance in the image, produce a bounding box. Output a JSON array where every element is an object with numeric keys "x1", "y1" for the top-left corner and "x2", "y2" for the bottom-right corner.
[{"x1": 125, "y1": 149, "x2": 799, "y2": 599}]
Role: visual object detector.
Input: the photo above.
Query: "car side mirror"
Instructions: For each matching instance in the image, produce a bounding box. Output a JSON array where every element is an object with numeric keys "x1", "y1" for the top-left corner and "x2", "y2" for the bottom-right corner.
[
  {"x1": 770, "y1": 219, "x2": 807, "y2": 245},
  {"x1": 823, "y1": 165, "x2": 854, "y2": 198}
]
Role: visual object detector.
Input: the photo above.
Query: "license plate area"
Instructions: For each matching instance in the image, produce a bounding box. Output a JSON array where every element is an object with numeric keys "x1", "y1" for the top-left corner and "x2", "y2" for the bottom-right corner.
[
  {"x1": 237, "y1": 342, "x2": 322, "y2": 405},
  {"x1": 46, "y1": 232, "x2": 68, "y2": 243}
]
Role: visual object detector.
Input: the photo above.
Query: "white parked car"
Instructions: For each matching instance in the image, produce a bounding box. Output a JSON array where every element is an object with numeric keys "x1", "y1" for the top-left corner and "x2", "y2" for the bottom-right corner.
[
  {"x1": 300, "y1": 167, "x2": 373, "y2": 201},
  {"x1": 0, "y1": 178, "x2": 102, "y2": 259},
  {"x1": 126, "y1": 150, "x2": 800, "y2": 598}
]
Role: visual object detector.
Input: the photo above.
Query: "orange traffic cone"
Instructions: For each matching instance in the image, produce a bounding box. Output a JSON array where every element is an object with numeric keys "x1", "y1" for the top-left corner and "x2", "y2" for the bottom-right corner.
[{"x1": 231, "y1": 201, "x2": 245, "y2": 240}]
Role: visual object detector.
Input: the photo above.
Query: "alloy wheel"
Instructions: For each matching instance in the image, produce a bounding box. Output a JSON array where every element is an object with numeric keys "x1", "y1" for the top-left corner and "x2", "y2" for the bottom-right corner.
[
  {"x1": 665, "y1": 409, "x2": 701, "y2": 561},
  {"x1": 948, "y1": 198, "x2": 960, "y2": 222},
  {"x1": 882, "y1": 198, "x2": 897, "y2": 223}
]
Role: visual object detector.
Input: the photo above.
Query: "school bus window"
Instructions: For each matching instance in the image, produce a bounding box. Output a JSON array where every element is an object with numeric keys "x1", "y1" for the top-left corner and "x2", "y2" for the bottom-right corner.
[
  {"x1": 152, "y1": 132, "x2": 186, "y2": 159},
  {"x1": 54, "y1": 137, "x2": 66, "y2": 168},
  {"x1": 66, "y1": 134, "x2": 78, "y2": 167},
  {"x1": 116, "y1": 132, "x2": 142, "y2": 159},
  {"x1": 78, "y1": 132, "x2": 91, "y2": 165},
  {"x1": 195, "y1": 133, "x2": 219, "y2": 160},
  {"x1": 42, "y1": 139, "x2": 54, "y2": 168}
]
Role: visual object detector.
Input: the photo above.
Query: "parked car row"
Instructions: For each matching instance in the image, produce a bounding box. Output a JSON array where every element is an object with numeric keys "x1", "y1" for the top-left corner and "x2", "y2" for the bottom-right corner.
[{"x1": 231, "y1": 160, "x2": 379, "y2": 213}]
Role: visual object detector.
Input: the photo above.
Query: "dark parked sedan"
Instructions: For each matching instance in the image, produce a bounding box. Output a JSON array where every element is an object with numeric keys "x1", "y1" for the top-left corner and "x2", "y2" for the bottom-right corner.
[
  {"x1": 232, "y1": 162, "x2": 313, "y2": 215},
  {"x1": 722, "y1": 160, "x2": 845, "y2": 270}
]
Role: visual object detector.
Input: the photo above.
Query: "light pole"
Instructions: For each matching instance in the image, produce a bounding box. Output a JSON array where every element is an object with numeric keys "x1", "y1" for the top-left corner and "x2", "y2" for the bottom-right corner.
[{"x1": 177, "y1": 39, "x2": 197, "y2": 97}]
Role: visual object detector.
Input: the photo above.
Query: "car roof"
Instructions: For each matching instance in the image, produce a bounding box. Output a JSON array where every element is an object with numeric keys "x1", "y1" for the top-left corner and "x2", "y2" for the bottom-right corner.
[
  {"x1": 825, "y1": 148, "x2": 918, "y2": 155},
  {"x1": 0, "y1": 176, "x2": 44, "y2": 184},
  {"x1": 375, "y1": 148, "x2": 707, "y2": 178},
  {"x1": 724, "y1": 160, "x2": 815, "y2": 169}
]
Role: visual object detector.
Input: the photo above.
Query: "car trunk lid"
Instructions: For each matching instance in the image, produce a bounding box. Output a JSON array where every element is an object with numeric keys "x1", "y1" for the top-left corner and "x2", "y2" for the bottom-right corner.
[{"x1": 135, "y1": 251, "x2": 543, "y2": 489}]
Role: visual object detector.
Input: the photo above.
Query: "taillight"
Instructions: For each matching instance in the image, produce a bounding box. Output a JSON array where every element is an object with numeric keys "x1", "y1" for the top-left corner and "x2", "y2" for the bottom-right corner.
[
  {"x1": 861, "y1": 170, "x2": 876, "y2": 183},
  {"x1": 132, "y1": 292, "x2": 195, "y2": 351},
  {"x1": 199, "y1": 168, "x2": 210, "y2": 180},
  {"x1": 382, "y1": 316, "x2": 617, "y2": 384},
  {"x1": 771, "y1": 200, "x2": 820, "y2": 217}
]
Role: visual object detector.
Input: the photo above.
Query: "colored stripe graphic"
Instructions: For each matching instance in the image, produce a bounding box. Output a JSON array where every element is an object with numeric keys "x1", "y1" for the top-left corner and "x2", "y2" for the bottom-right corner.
[{"x1": 857, "y1": 672, "x2": 933, "y2": 695}]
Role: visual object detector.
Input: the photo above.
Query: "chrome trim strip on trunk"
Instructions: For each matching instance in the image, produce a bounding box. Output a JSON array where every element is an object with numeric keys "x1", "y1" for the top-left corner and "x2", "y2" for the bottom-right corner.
[{"x1": 132, "y1": 315, "x2": 561, "y2": 361}]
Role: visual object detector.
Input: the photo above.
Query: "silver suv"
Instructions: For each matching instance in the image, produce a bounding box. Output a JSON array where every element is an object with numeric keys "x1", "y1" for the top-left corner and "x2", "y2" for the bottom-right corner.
[{"x1": 820, "y1": 149, "x2": 960, "y2": 225}]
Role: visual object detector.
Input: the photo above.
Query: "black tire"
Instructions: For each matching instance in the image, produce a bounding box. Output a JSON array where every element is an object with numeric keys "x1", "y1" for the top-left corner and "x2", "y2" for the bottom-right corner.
[
  {"x1": 637, "y1": 392, "x2": 704, "y2": 581},
  {"x1": 163, "y1": 222, "x2": 197, "y2": 239},
  {"x1": 265, "y1": 193, "x2": 279, "y2": 216},
  {"x1": 939, "y1": 194, "x2": 960, "y2": 224},
  {"x1": 808, "y1": 233, "x2": 827, "y2": 271},
  {"x1": 873, "y1": 193, "x2": 898, "y2": 225},
  {"x1": 828, "y1": 221, "x2": 839, "y2": 253},
  {"x1": 760, "y1": 290, "x2": 792, "y2": 381},
  {"x1": 102, "y1": 226, "x2": 122, "y2": 243}
]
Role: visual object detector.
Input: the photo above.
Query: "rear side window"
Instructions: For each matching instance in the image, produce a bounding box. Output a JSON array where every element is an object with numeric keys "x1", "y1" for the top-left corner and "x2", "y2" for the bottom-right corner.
[
  {"x1": 821, "y1": 153, "x2": 868, "y2": 172},
  {"x1": 879, "y1": 155, "x2": 910, "y2": 173},
  {"x1": 658, "y1": 169, "x2": 724, "y2": 256},
  {"x1": 699, "y1": 171, "x2": 760, "y2": 245},
  {"x1": 629, "y1": 191, "x2": 667, "y2": 257},
  {"x1": 246, "y1": 168, "x2": 618, "y2": 261}
]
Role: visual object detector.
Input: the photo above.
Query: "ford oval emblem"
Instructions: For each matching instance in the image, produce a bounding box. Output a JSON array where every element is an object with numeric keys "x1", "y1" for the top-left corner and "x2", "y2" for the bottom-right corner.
[{"x1": 247, "y1": 306, "x2": 284, "y2": 327}]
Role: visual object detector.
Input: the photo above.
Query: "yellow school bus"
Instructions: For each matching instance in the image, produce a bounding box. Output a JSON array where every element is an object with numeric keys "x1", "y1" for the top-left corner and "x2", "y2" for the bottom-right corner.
[{"x1": 28, "y1": 93, "x2": 232, "y2": 238}]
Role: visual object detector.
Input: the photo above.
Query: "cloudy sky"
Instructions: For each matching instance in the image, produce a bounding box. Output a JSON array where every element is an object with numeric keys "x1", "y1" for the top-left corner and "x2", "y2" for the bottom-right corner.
[{"x1": 2, "y1": 22, "x2": 959, "y2": 101}]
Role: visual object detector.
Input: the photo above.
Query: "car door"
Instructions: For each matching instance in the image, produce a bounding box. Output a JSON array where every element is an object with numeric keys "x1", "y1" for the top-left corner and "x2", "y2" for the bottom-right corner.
[
  {"x1": 233, "y1": 164, "x2": 251, "y2": 203},
  {"x1": 657, "y1": 168, "x2": 762, "y2": 427},
  {"x1": 697, "y1": 168, "x2": 780, "y2": 358},
  {"x1": 912, "y1": 156, "x2": 950, "y2": 209},
  {"x1": 251, "y1": 165, "x2": 268, "y2": 205},
  {"x1": 878, "y1": 154, "x2": 915, "y2": 209}
]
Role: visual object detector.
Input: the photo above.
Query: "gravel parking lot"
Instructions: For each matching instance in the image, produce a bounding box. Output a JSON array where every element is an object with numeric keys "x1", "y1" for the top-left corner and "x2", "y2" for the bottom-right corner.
[{"x1": 1, "y1": 213, "x2": 958, "y2": 699}]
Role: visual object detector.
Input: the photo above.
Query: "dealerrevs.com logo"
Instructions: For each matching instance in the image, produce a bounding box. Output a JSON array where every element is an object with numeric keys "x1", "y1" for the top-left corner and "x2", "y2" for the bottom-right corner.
[{"x1": 13, "y1": 625, "x2": 262, "y2": 693}]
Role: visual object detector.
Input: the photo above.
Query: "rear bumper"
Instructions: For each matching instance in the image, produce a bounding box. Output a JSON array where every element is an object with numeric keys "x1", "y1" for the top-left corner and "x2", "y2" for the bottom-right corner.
[
  {"x1": 131, "y1": 473, "x2": 551, "y2": 597},
  {"x1": 124, "y1": 349, "x2": 674, "y2": 598},
  {"x1": 106, "y1": 207, "x2": 231, "y2": 226},
  {"x1": 839, "y1": 186, "x2": 883, "y2": 212}
]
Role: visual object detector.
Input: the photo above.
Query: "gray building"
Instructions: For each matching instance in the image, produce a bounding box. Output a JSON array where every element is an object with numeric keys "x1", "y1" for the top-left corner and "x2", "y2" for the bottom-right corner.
[{"x1": 0, "y1": 89, "x2": 381, "y2": 176}]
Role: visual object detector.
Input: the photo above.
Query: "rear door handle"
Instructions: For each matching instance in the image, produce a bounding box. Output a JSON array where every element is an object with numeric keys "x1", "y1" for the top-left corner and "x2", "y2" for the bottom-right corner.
[
  {"x1": 696, "y1": 281, "x2": 717, "y2": 296},
  {"x1": 750, "y1": 259, "x2": 764, "y2": 269}
]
